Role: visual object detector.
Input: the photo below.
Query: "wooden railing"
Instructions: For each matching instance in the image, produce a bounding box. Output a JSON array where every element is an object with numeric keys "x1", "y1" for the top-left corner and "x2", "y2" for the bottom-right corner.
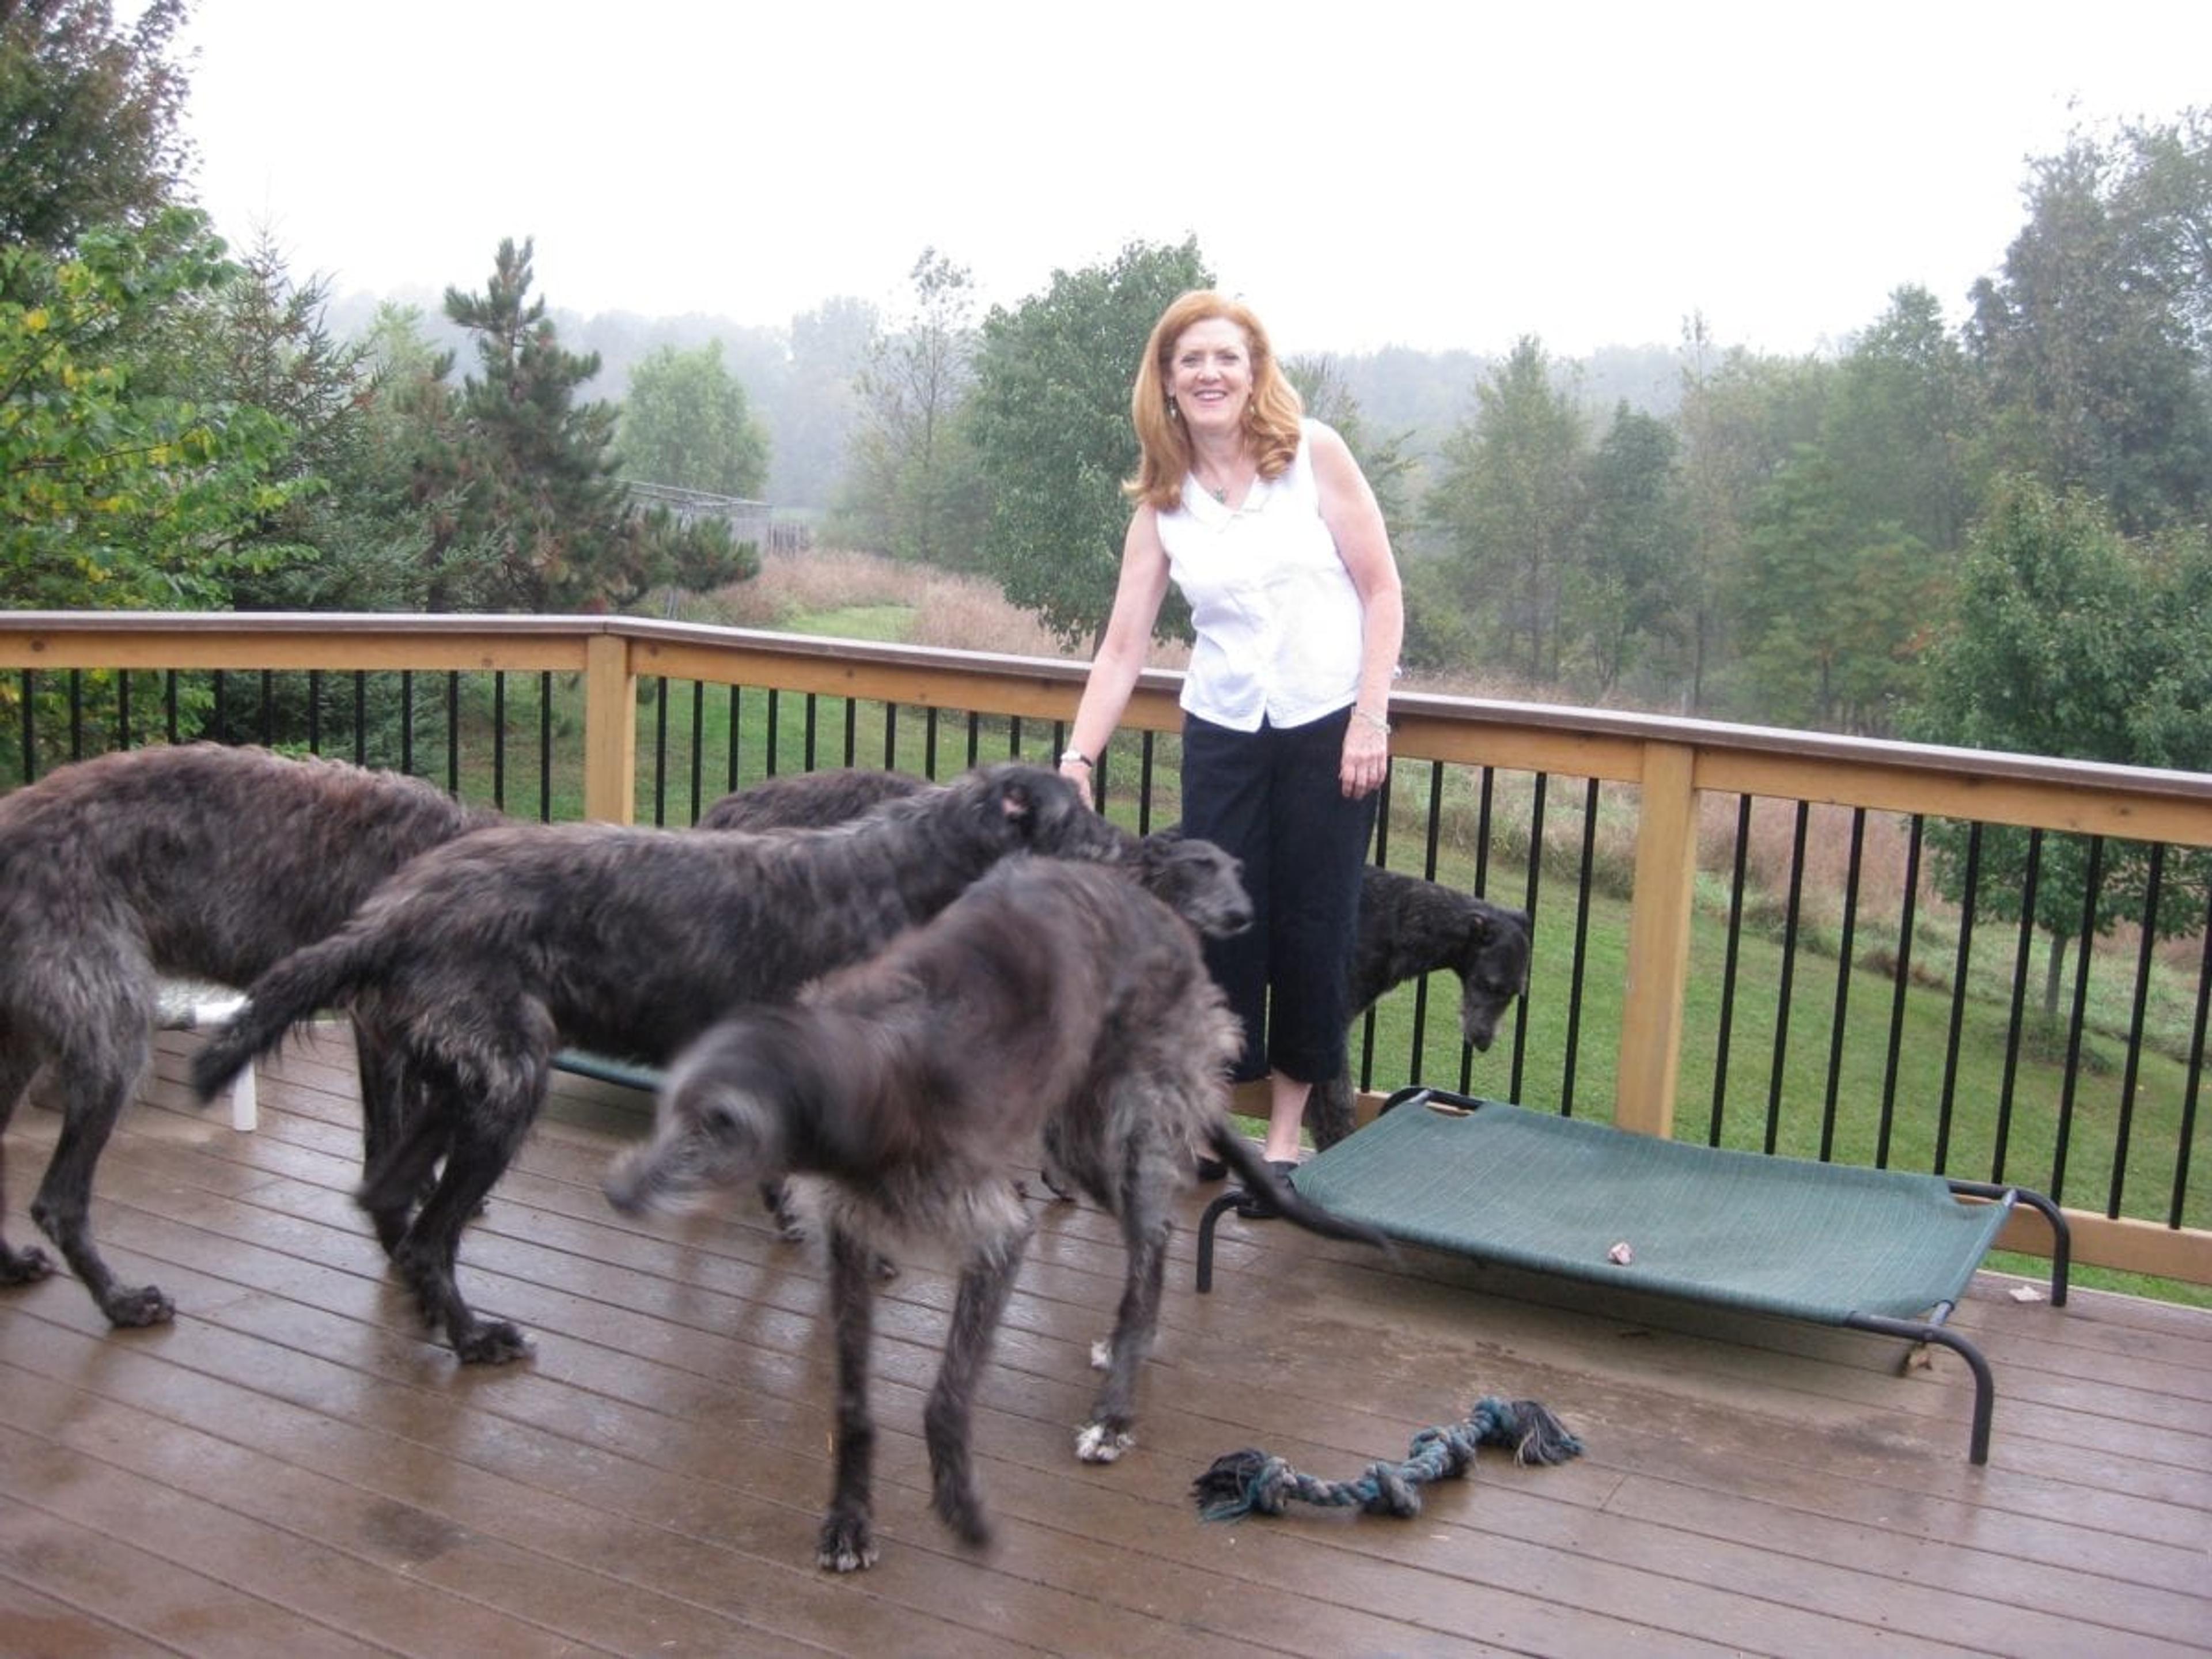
[{"x1": 5, "y1": 610, "x2": 2209, "y2": 1286}]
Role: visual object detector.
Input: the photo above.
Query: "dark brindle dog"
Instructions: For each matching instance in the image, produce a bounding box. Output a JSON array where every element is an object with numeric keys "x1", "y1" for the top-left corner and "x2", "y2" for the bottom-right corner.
[
  {"x1": 1309, "y1": 870, "x2": 1532, "y2": 1150},
  {"x1": 0, "y1": 743, "x2": 493, "y2": 1329},
  {"x1": 189, "y1": 763, "x2": 1127, "y2": 1363},
  {"x1": 603, "y1": 855, "x2": 1388, "y2": 1571},
  {"x1": 698, "y1": 767, "x2": 1251, "y2": 1236},
  {"x1": 699, "y1": 769, "x2": 1533, "y2": 1154}
]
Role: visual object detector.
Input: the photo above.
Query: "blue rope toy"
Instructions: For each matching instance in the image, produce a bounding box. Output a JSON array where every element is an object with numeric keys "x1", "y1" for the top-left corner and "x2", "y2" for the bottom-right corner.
[{"x1": 1191, "y1": 1396, "x2": 1583, "y2": 1522}]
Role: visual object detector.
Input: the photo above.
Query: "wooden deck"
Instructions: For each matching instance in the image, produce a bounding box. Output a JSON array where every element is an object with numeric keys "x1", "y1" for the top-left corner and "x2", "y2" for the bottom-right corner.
[{"x1": 3, "y1": 1025, "x2": 2207, "y2": 1658}]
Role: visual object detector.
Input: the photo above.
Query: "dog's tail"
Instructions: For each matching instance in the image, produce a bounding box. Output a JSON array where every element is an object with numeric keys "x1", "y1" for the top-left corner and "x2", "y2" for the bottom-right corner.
[
  {"x1": 188, "y1": 931, "x2": 377, "y2": 1102},
  {"x1": 1203, "y1": 1124, "x2": 1394, "y2": 1252}
]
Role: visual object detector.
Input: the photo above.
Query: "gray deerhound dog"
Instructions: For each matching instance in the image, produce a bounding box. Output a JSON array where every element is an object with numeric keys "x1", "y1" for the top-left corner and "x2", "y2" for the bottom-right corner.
[
  {"x1": 604, "y1": 855, "x2": 1389, "y2": 1572},
  {"x1": 1310, "y1": 870, "x2": 1533, "y2": 1150},
  {"x1": 699, "y1": 768, "x2": 1533, "y2": 1153},
  {"x1": 698, "y1": 766, "x2": 1253, "y2": 1236},
  {"x1": 190, "y1": 763, "x2": 1126, "y2": 1363},
  {"x1": 0, "y1": 743, "x2": 492, "y2": 1330}
]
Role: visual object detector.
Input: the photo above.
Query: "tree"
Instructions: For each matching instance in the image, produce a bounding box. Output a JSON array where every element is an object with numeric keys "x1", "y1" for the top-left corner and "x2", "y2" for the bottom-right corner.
[
  {"x1": 1, "y1": 0, "x2": 191, "y2": 258},
  {"x1": 1968, "y1": 123, "x2": 2212, "y2": 535},
  {"x1": 1671, "y1": 325, "x2": 1830, "y2": 713},
  {"x1": 2, "y1": 210, "x2": 294, "y2": 609},
  {"x1": 969, "y1": 236, "x2": 1211, "y2": 650},
  {"x1": 617, "y1": 338, "x2": 769, "y2": 499},
  {"x1": 839, "y1": 247, "x2": 987, "y2": 567},
  {"x1": 424, "y1": 238, "x2": 749, "y2": 613},
  {"x1": 1908, "y1": 475, "x2": 2212, "y2": 1012},
  {"x1": 1825, "y1": 285, "x2": 1984, "y2": 557},
  {"x1": 1285, "y1": 354, "x2": 1416, "y2": 532},
  {"x1": 1567, "y1": 402, "x2": 1689, "y2": 700},
  {"x1": 1731, "y1": 444, "x2": 1934, "y2": 733},
  {"x1": 769, "y1": 294, "x2": 874, "y2": 509},
  {"x1": 1422, "y1": 336, "x2": 1586, "y2": 683}
]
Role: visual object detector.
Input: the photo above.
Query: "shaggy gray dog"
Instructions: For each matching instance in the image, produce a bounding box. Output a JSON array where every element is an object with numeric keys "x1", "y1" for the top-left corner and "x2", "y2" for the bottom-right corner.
[
  {"x1": 190, "y1": 763, "x2": 1125, "y2": 1363},
  {"x1": 0, "y1": 743, "x2": 492, "y2": 1329},
  {"x1": 603, "y1": 855, "x2": 1388, "y2": 1572},
  {"x1": 698, "y1": 768, "x2": 1533, "y2": 1152},
  {"x1": 696, "y1": 765, "x2": 1245, "y2": 1236},
  {"x1": 1309, "y1": 870, "x2": 1533, "y2": 1150}
]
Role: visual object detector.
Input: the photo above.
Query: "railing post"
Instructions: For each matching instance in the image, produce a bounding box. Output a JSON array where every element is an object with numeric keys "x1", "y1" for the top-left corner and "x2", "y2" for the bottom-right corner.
[
  {"x1": 582, "y1": 632, "x2": 636, "y2": 824},
  {"x1": 1616, "y1": 741, "x2": 1700, "y2": 1138}
]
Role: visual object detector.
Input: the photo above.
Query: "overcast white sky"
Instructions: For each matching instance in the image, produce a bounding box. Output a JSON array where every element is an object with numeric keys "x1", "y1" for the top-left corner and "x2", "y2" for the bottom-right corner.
[{"x1": 176, "y1": 1, "x2": 2209, "y2": 361}]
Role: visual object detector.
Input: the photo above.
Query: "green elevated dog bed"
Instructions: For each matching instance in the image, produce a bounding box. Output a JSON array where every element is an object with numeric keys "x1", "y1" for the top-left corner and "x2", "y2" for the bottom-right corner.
[{"x1": 1196, "y1": 1086, "x2": 2069, "y2": 1464}]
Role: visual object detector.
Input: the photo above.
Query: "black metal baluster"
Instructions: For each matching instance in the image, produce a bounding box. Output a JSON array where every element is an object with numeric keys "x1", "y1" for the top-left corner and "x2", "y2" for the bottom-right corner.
[
  {"x1": 1876, "y1": 816, "x2": 1925, "y2": 1168},
  {"x1": 1819, "y1": 809, "x2": 1868, "y2": 1163},
  {"x1": 1709, "y1": 794, "x2": 1753, "y2": 1146}
]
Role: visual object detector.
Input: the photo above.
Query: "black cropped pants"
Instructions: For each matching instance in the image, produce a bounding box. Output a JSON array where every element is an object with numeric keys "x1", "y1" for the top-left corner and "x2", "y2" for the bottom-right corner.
[{"x1": 1179, "y1": 706, "x2": 1378, "y2": 1086}]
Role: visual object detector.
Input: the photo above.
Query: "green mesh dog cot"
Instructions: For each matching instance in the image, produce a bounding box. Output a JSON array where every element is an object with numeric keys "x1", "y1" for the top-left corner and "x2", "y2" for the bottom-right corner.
[{"x1": 1195, "y1": 1086, "x2": 2069, "y2": 1464}]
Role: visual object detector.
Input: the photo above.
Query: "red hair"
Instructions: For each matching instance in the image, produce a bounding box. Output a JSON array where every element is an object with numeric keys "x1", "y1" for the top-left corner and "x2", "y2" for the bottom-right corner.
[{"x1": 1127, "y1": 290, "x2": 1304, "y2": 510}]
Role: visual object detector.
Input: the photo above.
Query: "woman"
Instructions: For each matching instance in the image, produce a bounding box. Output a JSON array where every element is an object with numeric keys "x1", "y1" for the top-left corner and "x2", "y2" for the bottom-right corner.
[{"x1": 1058, "y1": 290, "x2": 1404, "y2": 1208}]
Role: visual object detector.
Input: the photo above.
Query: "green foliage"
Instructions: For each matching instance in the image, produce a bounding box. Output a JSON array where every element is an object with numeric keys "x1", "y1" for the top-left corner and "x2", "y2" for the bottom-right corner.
[
  {"x1": 427, "y1": 238, "x2": 751, "y2": 613},
  {"x1": 969, "y1": 236, "x2": 1211, "y2": 650},
  {"x1": 1672, "y1": 331, "x2": 1832, "y2": 713},
  {"x1": 1826, "y1": 285, "x2": 1984, "y2": 556},
  {"x1": 1568, "y1": 402, "x2": 1689, "y2": 699},
  {"x1": 1423, "y1": 336, "x2": 1587, "y2": 683},
  {"x1": 1968, "y1": 118, "x2": 2212, "y2": 535},
  {"x1": 1732, "y1": 445, "x2": 1936, "y2": 733},
  {"x1": 837, "y1": 248, "x2": 988, "y2": 568},
  {"x1": 1285, "y1": 353, "x2": 1418, "y2": 532},
  {"x1": 618, "y1": 338, "x2": 770, "y2": 499},
  {"x1": 1908, "y1": 476, "x2": 2212, "y2": 986},
  {"x1": 1, "y1": 210, "x2": 296, "y2": 609},
  {"x1": 0, "y1": 0, "x2": 191, "y2": 256}
]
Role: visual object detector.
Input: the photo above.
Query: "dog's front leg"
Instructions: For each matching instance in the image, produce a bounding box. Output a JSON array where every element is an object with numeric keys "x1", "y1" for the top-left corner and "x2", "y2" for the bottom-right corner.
[
  {"x1": 925, "y1": 1217, "x2": 1032, "y2": 1548},
  {"x1": 818, "y1": 1222, "x2": 880, "y2": 1572}
]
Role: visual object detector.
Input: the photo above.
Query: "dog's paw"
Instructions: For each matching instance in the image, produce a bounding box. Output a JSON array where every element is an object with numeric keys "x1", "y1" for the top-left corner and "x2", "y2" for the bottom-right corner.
[
  {"x1": 1075, "y1": 1422, "x2": 1134, "y2": 1464},
  {"x1": 101, "y1": 1283, "x2": 176, "y2": 1328},
  {"x1": 453, "y1": 1319, "x2": 533, "y2": 1365},
  {"x1": 817, "y1": 1512, "x2": 878, "y2": 1573},
  {"x1": 0, "y1": 1243, "x2": 56, "y2": 1285}
]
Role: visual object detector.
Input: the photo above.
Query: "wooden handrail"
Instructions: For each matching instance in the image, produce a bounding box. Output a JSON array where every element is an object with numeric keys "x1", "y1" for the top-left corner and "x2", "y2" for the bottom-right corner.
[{"x1": 5, "y1": 610, "x2": 2209, "y2": 1285}]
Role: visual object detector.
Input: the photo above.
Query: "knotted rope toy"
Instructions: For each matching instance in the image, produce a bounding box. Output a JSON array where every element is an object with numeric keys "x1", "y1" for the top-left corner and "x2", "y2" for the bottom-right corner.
[{"x1": 1191, "y1": 1396, "x2": 1582, "y2": 1522}]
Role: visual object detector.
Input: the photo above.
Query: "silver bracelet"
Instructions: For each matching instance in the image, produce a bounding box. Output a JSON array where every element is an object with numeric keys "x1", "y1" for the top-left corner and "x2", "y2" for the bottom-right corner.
[{"x1": 1352, "y1": 709, "x2": 1391, "y2": 735}]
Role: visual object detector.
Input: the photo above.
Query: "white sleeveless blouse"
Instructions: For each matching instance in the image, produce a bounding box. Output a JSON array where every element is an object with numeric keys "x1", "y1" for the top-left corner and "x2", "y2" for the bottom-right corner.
[{"x1": 1156, "y1": 418, "x2": 1363, "y2": 732}]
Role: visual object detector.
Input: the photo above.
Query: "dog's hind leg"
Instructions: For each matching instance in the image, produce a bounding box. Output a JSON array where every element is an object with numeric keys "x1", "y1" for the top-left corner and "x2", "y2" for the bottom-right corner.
[
  {"x1": 818, "y1": 1222, "x2": 882, "y2": 1573},
  {"x1": 355, "y1": 1073, "x2": 453, "y2": 1257},
  {"x1": 351, "y1": 1025, "x2": 407, "y2": 1181},
  {"x1": 1079, "y1": 1153, "x2": 1172, "y2": 1464},
  {"x1": 385, "y1": 1062, "x2": 543, "y2": 1365},
  {"x1": 925, "y1": 1215, "x2": 1033, "y2": 1547},
  {"x1": 29, "y1": 1021, "x2": 169, "y2": 1325}
]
